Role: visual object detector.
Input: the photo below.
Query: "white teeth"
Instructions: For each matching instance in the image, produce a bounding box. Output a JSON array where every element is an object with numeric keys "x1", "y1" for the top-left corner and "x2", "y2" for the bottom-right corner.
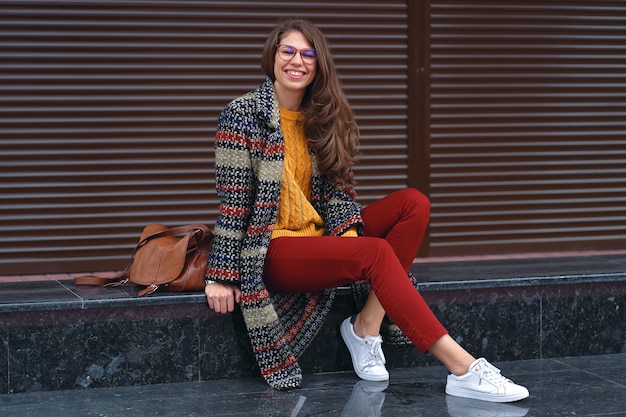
[{"x1": 287, "y1": 70, "x2": 304, "y2": 76}]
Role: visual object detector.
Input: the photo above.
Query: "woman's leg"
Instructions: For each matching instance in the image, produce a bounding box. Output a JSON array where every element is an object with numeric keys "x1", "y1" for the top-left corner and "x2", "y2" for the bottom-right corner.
[
  {"x1": 264, "y1": 190, "x2": 529, "y2": 401},
  {"x1": 357, "y1": 189, "x2": 476, "y2": 374},
  {"x1": 428, "y1": 335, "x2": 476, "y2": 376},
  {"x1": 264, "y1": 234, "x2": 447, "y2": 353},
  {"x1": 355, "y1": 188, "x2": 430, "y2": 337},
  {"x1": 360, "y1": 188, "x2": 430, "y2": 271}
]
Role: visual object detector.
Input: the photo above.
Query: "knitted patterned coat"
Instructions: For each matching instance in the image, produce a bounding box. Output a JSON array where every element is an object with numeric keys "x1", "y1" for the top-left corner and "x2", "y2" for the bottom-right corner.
[{"x1": 207, "y1": 78, "x2": 364, "y2": 390}]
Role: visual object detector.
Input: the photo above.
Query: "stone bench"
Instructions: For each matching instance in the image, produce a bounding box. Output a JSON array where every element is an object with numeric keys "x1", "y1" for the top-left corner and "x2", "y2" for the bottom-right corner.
[{"x1": 1, "y1": 254, "x2": 625, "y2": 393}]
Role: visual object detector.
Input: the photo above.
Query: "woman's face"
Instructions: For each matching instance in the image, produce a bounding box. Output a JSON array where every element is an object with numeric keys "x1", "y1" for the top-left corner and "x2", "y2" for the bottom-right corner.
[{"x1": 273, "y1": 30, "x2": 317, "y2": 107}]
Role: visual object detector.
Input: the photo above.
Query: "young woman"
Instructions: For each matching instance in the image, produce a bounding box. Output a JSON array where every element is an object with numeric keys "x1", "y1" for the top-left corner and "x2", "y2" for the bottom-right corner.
[{"x1": 204, "y1": 18, "x2": 529, "y2": 403}]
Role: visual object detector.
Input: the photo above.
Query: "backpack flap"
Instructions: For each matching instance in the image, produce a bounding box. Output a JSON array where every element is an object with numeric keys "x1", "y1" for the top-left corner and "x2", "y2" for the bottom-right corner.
[{"x1": 130, "y1": 230, "x2": 192, "y2": 287}]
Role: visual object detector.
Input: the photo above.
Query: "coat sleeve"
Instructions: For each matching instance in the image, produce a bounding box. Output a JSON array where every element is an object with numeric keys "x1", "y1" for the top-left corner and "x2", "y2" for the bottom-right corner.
[
  {"x1": 325, "y1": 189, "x2": 364, "y2": 236},
  {"x1": 206, "y1": 103, "x2": 256, "y2": 285},
  {"x1": 313, "y1": 175, "x2": 364, "y2": 237}
]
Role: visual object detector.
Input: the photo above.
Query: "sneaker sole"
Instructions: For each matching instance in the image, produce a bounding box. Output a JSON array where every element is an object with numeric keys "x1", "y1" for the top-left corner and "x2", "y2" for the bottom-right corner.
[
  {"x1": 340, "y1": 319, "x2": 389, "y2": 382},
  {"x1": 445, "y1": 385, "x2": 529, "y2": 403}
]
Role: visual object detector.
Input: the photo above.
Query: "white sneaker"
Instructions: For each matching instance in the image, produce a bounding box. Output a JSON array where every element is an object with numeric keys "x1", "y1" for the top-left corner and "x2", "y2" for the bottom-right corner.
[
  {"x1": 446, "y1": 358, "x2": 529, "y2": 403},
  {"x1": 340, "y1": 317, "x2": 389, "y2": 382}
]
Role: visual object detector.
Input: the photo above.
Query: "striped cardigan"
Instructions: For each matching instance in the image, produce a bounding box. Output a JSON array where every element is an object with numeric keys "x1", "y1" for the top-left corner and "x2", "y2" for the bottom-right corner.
[{"x1": 207, "y1": 78, "x2": 364, "y2": 390}]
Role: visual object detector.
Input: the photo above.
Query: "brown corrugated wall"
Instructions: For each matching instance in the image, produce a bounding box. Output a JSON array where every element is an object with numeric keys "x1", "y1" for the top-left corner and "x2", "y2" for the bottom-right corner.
[
  {"x1": 424, "y1": 0, "x2": 626, "y2": 255},
  {"x1": 0, "y1": 1, "x2": 410, "y2": 274},
  {"x1": 1, "y1": 1, "x2": 625, "y2": 276}
]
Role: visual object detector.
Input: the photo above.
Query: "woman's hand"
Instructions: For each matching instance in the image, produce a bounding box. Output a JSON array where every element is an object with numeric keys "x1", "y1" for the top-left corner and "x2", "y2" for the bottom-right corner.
[{"x1": 205, "y1": 282, "x2": 242, "y2": 314}]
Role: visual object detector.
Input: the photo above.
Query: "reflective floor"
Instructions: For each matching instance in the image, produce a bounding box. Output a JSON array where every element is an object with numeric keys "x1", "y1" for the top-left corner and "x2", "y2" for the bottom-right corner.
[{"x1": 1, "y1": 353, "x2": 624, "y2": 416}]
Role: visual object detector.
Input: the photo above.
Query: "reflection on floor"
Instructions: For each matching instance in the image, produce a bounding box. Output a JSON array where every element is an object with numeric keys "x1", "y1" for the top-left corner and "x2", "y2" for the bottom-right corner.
[{"x1": 1, "y1": 353, "x2": 625, "y2": 416}]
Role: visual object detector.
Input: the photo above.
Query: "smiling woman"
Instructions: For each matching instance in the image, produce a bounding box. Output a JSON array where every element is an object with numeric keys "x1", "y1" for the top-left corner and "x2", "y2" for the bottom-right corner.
[
  {"x1": 272, "y1": 31, "x2": 317, "y2": 111},
  {"x1": 255, "y1": 20, "x2": 361, "y2": 190},
  {"x1": 201, "y1": 18, "x2": 529, "y2": 403}
]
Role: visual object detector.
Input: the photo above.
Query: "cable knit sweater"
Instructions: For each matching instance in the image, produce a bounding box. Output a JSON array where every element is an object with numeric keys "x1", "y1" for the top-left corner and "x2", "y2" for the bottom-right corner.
[
  {"x1": 271, "y1": 107, "x2": 325, "y2": 238},
  {"x1": 206, "y1": 78, "x2": 364, "y2": 390}
]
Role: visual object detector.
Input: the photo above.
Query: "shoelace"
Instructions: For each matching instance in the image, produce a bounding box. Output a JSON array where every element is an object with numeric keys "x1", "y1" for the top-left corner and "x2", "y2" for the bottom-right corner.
[
  {"x1": 473, "y1": 359, "x2": 513, "y2": 386},
  {"x1": 363, "y1": 336, "x2": 386, "y2": 369}
]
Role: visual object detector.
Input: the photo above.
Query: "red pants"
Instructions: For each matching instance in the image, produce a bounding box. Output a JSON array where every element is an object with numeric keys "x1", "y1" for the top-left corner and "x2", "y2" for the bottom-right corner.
[{"x1": 264, "y1": 188, "x2": 449, "y2": 353}]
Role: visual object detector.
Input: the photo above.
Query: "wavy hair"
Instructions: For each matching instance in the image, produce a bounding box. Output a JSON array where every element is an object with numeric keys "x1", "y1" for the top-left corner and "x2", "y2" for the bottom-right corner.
[{"x1": 261, "y1": 19, "x2": 360, "y2": 188}]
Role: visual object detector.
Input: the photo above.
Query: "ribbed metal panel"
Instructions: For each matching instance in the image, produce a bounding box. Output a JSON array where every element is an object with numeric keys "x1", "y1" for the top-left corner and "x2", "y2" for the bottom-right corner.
[
  {"x1": 427, "y1": 1, "x2": 626, "y2": 255},
  {"x1": 0, "y1": 1, "x2": 408, "y2": 274}
]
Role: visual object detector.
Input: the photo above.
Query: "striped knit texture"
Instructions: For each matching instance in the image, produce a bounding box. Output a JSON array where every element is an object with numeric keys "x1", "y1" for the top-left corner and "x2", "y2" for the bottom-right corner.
[{"x1": 207, "y1": 78, "x2": 364, "y2": 390}]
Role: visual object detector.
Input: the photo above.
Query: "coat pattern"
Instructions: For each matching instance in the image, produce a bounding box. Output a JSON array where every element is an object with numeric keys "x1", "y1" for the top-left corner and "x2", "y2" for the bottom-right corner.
[{"x1": 207, "y1": 78, "x2": 364, "y2": 390}]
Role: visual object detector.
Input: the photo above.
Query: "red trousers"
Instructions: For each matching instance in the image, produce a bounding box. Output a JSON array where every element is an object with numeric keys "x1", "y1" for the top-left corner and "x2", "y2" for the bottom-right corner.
[{"x1": 264, "y1": 188, "x2": 449, "y2": 353}]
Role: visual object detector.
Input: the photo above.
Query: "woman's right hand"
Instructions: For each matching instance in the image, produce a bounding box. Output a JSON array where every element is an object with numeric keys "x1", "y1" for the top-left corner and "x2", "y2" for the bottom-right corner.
[{"x1": 205, "y1": 282, "x2": 242, "y2": 314}]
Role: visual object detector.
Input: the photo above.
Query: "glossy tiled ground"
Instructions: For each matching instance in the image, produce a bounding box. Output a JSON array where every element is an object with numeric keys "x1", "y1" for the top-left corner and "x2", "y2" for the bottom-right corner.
[{"x1": 1, "y1": 353, "x2": 624, "y2": 416}]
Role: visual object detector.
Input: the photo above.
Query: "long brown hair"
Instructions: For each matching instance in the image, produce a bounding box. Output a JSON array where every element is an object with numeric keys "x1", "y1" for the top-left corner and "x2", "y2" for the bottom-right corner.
[{"x1": 261, "y1": 19, "x2": 360, "y2": 188}]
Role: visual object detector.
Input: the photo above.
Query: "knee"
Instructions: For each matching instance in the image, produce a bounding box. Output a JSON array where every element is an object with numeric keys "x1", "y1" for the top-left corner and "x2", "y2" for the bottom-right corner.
[
  {"x1": 405, "y1": 187, "x2": 430, "y2": 206},
  {"x1": 363, "y1": 238, "x2": 397, "y2": 265},
  {"x1": 361, "y1": 238, "x2": 406, "y2": 284},
  {"x1": 401, "y1": 188, "x2": 430, "y2": 216}
]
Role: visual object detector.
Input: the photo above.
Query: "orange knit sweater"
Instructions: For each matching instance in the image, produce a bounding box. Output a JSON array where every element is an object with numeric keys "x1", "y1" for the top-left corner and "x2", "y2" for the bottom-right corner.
[
  {"x1": 271, "y1": 107, "x2": 325, "y2": 238},
  {"x1": 271, "y1": 107, "x2": 357, "y2": 239}
]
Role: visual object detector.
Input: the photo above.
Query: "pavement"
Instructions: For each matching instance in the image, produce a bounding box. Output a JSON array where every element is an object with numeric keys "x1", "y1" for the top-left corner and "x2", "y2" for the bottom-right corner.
[{"x1": 1, "y1": 353, "x2": 625, "y2": 416}]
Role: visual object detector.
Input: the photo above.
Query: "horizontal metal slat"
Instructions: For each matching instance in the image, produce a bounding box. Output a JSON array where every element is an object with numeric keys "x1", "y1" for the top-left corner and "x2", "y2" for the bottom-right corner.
[
  {"x1": 0, "y1": 0, "x2": 409, "y2": 274},
  {"x1": 428, "y1": 0, "x2": 626, "y2": 256}
]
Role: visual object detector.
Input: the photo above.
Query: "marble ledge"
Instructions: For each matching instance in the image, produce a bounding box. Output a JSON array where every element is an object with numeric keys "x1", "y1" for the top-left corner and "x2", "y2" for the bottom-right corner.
[
  {"x1": 0, "y1": 280, "x2": 208, "y2": 313},
  {"x1": 418, "y1": 272, "x2": 626, "y2": 291},
  {"x1": 1, "y1": 271, "x2": 625, "y2": 314}
]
